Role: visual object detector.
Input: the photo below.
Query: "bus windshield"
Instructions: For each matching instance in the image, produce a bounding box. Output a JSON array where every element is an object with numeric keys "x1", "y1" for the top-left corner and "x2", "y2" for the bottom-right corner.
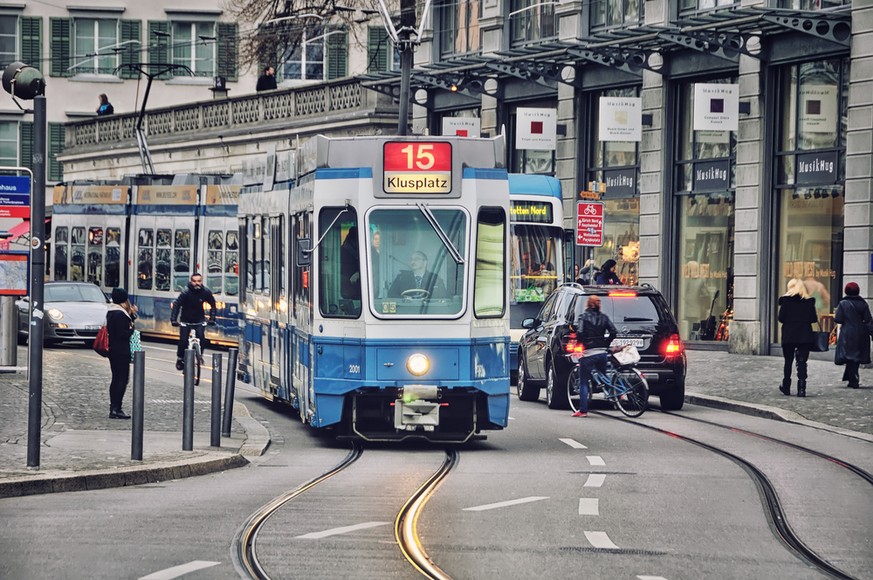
[{"x1": 369, "y1": 207, "x2": 468, "y2": 317}]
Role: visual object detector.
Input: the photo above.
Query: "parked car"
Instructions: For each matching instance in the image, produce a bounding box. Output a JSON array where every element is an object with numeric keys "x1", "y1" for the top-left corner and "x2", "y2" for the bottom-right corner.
[
  {"x1": 17, "y1": 281, "x2": 110, "y2": 346},
  {"x1": 516, "y1": 283, "x2": 687, "y2": 410}
]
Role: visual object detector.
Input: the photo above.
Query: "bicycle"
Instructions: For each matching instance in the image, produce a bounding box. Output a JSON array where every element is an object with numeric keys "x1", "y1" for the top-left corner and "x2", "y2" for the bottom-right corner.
[
  {"x1": 179, "y1": 321, "x2": 208, "y2": 386},
  {"x1": 567, "y1": 345, "x2": 649, "y2": 418}
]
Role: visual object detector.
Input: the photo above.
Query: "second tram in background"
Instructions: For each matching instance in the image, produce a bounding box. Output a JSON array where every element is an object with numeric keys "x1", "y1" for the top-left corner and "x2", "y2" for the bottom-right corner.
[
  {"x1": 50, "y1": 175, "x2": 242, "y2": 345},
  {"x1": 238, "y1": 135, "x2": 512, "y2": 442},
  {"x1": 508, "y1": 173, "x2": 565, "y2": 375}
]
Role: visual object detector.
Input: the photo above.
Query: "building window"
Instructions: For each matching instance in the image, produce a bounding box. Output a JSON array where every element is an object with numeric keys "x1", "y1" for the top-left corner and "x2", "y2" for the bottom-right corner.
[
  {"x1": 0, "y1": 121, "x2": 17, "y2": 167},
  {"x1": 72, "y1": 18, "x2": 118, "y2": 75},
  {"x1": 774, "y1": 58, "x2": 848, "y2": 342},
  {"x1": 592, "y1": 0, "x2": 644, "y2": 30},
  {"x1": 0, "y1": 15, "x2": 16, "y2": 66},
  {"x1": 173, "y1": 21, "x2": 215, "y2": 77},
  {"x1": 776, "y1": 0, "x2": 850, "y2": 8},
  {"x1": 367, "y1": 27, "x2": 399, "y2": 73},
  {"x1": 679, "y1": 0, "x2": 737, "y2": 14},
  {"x1": 437, "y1": 0, "x2": 480, "y2": 59},
  {"x1": 509, "y1": 0, "x2": 557, "y2": 47},
  {"x1": 279, "y1": 28, "x2": 346, "y2": 81}
]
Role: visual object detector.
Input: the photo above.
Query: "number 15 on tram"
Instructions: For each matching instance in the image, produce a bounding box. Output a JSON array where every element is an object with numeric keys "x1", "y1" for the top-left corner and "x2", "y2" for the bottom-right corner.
[{"x1": 238, "y1": 135, "x2": 512, "y2": 442}]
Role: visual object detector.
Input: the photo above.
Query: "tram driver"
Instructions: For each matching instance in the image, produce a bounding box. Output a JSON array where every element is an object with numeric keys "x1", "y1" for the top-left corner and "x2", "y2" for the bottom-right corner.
[{"x1": 388, "y1": 250, "x2": 446, "y2": 299}]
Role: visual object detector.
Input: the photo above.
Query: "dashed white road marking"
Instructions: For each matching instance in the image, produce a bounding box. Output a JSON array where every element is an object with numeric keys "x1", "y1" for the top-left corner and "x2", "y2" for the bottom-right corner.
[
  {"x1": 637, "y1": 576, "x2": 668, "y2": 580},
  {"x1": 559, "y1": 437, "x2": 588, "y2": 449},
  {"x1": 584, "y1": 531, "x2": 620, "y2": 549},
  {"x1": 587, "y1": 455, "x2": 606, "y2": 466},
  {"x1": 584, "y1": 473, "x2": 606, "y2": 487},
  {"x1": 295, "y1": 521, "x2": 390, "y2": 539},
  {"x1": 139, "y1": 560, "x2": 220, "y2": 579},
  {"x1": 578, "y1": 498, "x2": 599, "y2": 515},
  {"x1": 463, "y1": 496, "x2": 549, "y2": 512}
]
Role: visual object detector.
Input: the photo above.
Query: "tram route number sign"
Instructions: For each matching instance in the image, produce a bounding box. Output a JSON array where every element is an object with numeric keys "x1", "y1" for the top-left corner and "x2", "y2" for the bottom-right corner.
[
  {"x1": 383, "y1": 142, "x2": 452, "y2": 194},
  {"x1": 576, "y1": 201, "x2": 604, "y2": 247}
]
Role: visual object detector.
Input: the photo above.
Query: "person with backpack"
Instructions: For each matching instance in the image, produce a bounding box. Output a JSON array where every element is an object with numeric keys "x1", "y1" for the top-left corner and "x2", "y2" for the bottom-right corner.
[
  {"x1": 106, "y1": 288, "x2": 137, "y2": 419},
  {"x1": 170, "y1": 273, "x2": 217, "y2": 370}
]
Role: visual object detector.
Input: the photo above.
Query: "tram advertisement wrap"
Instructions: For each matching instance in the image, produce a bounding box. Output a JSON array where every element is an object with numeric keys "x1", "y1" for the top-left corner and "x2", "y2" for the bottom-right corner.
[{"x1": 383, "y1": 142, "x2": 452, "y2": 194}]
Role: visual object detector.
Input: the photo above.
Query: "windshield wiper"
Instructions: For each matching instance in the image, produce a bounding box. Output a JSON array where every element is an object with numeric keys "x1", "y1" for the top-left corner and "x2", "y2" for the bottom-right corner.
[{"x1": 417, "y1": 203, "x2": 464, "y2": 265}]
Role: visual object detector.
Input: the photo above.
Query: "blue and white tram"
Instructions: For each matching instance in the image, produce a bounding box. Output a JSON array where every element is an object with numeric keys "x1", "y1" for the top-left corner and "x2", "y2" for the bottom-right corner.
[
  {"x1": 508, "y1": 174, "x2": 565, "y2": 373},
  {"x1": 238, "y1": 135, "x2": 512, "y2": 442}
]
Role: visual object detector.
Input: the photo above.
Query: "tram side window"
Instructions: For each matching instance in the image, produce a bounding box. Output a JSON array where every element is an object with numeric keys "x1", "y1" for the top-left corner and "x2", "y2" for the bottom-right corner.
[
  {"x1": 319, "y1": 207, "x2": 360, "y2": 318},
  {"x1": 173, "y1": 228, "x2": 191, "y2": 291},
  {"x1": 474, "y1": 207, "x2": 506, "y2": 318},
  {"x1": 156, "y1": 228, "x2": 172, "y2": 291},
  {"x1": 137, "y1": 228, "x2": 154, "y2": 290},
  {"x1": 104, "y1": 227, "x2": 121, "y2": 288},
  {"x1": 54, "y1": 227, "x2": 68, "y2": 280},
  {"x1": 293, "y1": 213, "x2": 311, "y2": 315},
  {"x1": 70, "y1": 227, "x2": 85, "y2": 281},
  {"x1": 87, "y1": 227, "x2": 103, "y2": 286},
  {"x1": 259, "y1": 217, "x2": 271, "y2": 294},
  {"x1": 226, "y1": 229, "x2": 239, "y2": 297},
  {"x1": 247, "y1": 220, "x2": 257, "y2": 293},
  {"x1": 206, "y1": 229, "x2": 223, "y2": 294}
]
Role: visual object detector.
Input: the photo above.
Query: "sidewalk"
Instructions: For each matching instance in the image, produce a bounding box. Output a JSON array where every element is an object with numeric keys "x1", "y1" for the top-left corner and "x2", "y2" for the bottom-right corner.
[
  {"x1": 1, "y1": 346, "x2": 870, "y2": 498},
  {"x1": 0, "y1": 345, "x2": 270, "y2": 498}
]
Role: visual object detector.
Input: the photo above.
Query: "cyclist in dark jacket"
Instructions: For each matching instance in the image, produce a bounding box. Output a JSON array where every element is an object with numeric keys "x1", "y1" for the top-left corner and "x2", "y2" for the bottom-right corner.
[
  {"x1": 170, "y1": 273, "x2": 216, "y2": 369},
  {"x1": 572, "y1": 295, "x2": 617, "y2": 417}
]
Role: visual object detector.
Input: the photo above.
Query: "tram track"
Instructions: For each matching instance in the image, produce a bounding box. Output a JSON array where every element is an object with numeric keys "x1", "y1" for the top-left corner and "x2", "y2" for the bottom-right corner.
[
  {"x1": 596, "y1": 409, "x2": 864, "y2": 580},
  {"x1": 232, "y1": 444, "x2": 459, "y2": 580}
]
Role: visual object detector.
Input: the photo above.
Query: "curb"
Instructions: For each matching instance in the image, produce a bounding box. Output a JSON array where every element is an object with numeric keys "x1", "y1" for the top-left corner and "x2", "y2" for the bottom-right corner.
[
  {"x1": 0, "y1": 453, "x2": 249, "y2": 499},
  {"x1": 686, "y1": 392, "x2": 873, "y2": 443}
]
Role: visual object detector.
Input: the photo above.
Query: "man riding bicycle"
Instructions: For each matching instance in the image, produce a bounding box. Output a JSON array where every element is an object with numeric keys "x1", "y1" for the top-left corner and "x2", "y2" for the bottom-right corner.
[
  {"x1": 170, "y1": 273, "x2": 216, "y2": 370},
  {"x1": 571, "y1": 295, "x2": 617, "y2": 417}
]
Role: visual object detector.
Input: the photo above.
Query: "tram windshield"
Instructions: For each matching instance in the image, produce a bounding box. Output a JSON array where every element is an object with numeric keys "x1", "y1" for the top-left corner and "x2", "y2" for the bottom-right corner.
[{"x1": 369, "y1": 207, "x2": 468, "y2": 317}]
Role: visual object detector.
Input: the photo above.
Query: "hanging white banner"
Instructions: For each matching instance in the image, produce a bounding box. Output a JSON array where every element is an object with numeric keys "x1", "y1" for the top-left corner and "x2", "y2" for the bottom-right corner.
[
  {"x1": 599, "y1": 97, "x2": 642, "y2": 142},
  {"x1": 693, "y1": 83, "x2": 739, "y2": 131},
  {"x1": 516, "y1": 108, "x2": 557, "y2": 150}
]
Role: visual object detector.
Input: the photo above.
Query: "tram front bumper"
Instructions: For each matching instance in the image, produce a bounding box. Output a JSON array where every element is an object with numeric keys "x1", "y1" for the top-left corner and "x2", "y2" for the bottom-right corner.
[{"x1": 394, "y1": 385, "x2": 440, "y2": 431}]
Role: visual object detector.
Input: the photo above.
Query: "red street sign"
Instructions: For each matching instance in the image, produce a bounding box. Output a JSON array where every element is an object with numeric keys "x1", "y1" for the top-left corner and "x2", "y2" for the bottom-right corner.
[{"x1": 576, "y1": 201, "x2": 604, "y2": 246}]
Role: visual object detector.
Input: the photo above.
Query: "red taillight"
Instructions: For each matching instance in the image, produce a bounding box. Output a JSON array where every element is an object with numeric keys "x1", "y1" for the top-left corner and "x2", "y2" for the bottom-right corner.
[
  {"x1": 608, "y1": 291, "x2": 637, "y2": 297},
  {"x1": 563, "y1": 332, "x2": 585, "y2": 354},
  {"x1": 665, "y1": 333, "x2": 683, "y2": 357}
]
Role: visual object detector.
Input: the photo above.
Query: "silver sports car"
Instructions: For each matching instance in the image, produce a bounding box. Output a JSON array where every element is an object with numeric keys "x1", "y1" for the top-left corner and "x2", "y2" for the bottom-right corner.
[{"x1": 17, "y1": 282, "x2": 109, "y2": 346}]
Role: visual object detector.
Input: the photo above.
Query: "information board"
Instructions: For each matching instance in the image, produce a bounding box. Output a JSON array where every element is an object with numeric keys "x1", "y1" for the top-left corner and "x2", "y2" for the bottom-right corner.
[{"x1": 576, "y1": 202, "x2": 604, "y2": 247}]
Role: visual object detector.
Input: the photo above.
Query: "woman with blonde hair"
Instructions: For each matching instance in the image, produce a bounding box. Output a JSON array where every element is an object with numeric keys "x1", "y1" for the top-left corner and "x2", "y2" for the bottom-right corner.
[{"x1": 777, "y1": 278, "x2": 817, "y2": 397}]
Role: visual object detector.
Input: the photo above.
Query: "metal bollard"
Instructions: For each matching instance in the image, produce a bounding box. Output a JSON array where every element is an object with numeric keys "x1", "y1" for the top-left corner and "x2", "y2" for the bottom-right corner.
[
  {"x1": 211, "y1": 353, "x2": 222, "y2": 447},
  {"x1": 182, "y1": 348, "x2": 195, "y2": 451},
  {"x1": 222, "y1": 348, "x2": 238, "y2": 437},
  {"x1": 131, "y1": 350, "x2": 145, "y2": 461}
]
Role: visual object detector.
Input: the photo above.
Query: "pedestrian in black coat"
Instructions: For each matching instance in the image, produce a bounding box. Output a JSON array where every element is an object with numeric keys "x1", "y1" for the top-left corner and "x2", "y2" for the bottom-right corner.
[
  {"x1": 777, "y1": 278, "x2": 817, "y2": 397},
  {"x1": 834, "y1": 282, "x2": 873, "y2": 389},
  {"x1": 107, "y1": 287, "x2": 137, "y2": 419}
]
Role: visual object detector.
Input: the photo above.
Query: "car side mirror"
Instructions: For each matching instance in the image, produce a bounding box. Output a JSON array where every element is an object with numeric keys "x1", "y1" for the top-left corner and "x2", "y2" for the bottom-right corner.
[{"x1": 521, "y1": 317, "x2": 537, "y2": 329}]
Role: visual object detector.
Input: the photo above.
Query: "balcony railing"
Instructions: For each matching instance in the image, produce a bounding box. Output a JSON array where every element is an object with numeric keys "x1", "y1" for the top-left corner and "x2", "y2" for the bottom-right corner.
[{"x1": 65, "y1": 77, "x2": 394, "y2": 151}]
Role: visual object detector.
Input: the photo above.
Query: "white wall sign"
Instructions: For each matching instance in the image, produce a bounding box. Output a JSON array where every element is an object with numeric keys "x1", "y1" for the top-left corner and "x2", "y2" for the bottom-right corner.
[
  {"x1": 442, "y1": 117, "x2": 480, "y2": 138},
  {"x1": 516, "y1": 108, "x2": 557, "y2": 150},
  {"x1": 693, "y1": 83, "x2": 739, "y2": 131},
  {"x1": 598, "y1": 97, "x2": 642, "y2": 142},
  {"x1": 800, "y1": 85, "x2": 838, "y2": 134}
]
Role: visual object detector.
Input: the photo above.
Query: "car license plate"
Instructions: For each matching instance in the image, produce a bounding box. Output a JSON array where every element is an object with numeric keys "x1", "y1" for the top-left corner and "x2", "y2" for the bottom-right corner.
[
  {"x1": 84, "y1": 325, "x2": 101, "y2": 330},
  {"x1": 613, "y1": 337, "x2": 644, "y2": 347}
]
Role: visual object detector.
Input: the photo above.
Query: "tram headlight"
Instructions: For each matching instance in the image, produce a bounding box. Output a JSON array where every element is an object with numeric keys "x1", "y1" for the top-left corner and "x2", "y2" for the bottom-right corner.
[
  {"x1": 47, "y1": 308, "x2": 64, "y2": 321},
  {"x1": 406, "y1": 353, "x2": 430, "y2": 376}
]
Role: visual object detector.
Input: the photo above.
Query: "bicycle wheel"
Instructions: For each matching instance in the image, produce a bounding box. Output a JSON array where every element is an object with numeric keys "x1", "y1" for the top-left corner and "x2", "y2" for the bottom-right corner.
[
  {"x1": 612, "y1": 368, "x2": 648, "y2": 418},
  {"x1": 193, "y1": 343, "x2": 202, "y2": 386},
  {"x1": 567, "y1": 366, "x2": 592, "y2": 413}
]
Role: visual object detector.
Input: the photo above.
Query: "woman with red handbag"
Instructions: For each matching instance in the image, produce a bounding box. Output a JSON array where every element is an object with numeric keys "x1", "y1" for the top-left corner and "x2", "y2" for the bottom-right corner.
[{"x1": 106, "y1": 288, "x2": 137, "y2": 419}]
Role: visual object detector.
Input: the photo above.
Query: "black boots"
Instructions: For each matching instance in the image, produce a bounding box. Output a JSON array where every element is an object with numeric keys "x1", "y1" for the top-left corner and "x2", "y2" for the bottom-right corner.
[
  {"x1": 109, "y1": 406, "x2": 131, "y2": 419},
  {"x1": 797, "y1": 380, "x2": 806, "y2": 398},
  {"x1": 779, "y1": 378, "x2": 791, "y2": 396}
]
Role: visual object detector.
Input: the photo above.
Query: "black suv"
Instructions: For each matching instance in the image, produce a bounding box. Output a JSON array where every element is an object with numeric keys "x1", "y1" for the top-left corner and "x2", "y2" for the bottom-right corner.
[{"x1": 516, "y1": 283, "x2": 687, "y2": 410}]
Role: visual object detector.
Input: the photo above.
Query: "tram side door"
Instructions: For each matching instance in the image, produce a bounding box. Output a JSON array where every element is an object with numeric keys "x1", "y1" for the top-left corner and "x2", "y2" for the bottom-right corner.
[{"x1": 291, "y1": 211, "x2": 312, "y2": 421}]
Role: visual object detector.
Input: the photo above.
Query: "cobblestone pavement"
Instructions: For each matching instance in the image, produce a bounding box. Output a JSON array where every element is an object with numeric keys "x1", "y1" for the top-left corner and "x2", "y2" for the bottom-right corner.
[{"x1": 1, "y1": 343, "x2": 870, "y2": 497}]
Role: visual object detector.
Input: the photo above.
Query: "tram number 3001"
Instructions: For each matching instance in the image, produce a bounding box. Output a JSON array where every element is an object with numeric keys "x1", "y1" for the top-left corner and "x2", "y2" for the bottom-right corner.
[{"x1": 348, "y1": 364, "x2": 361, "y2": 375}]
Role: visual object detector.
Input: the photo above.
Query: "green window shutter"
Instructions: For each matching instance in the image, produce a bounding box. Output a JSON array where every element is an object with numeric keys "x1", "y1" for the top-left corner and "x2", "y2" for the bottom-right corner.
[
  {"x1": 326, "y1": 30, "x2": 347, "y2": 80},
  {"x1": 119, "y1": 20, "x2": 142, "y2": 80},
  {"x1": 148, "y1": 20, "x2": 171, "y2": 80},
  {"x1": 368, "y1": 27, "x2": 389, "y2": 73},
  {"x1": 20, "y1": 16, "x2": 42, "y2": 68},
  {"x1": 217, "y1": 22, "x2": 238, "y2": 82},
  {"x1": 19, "y1": 121, "x2": 34, "y2": 174},
  {"x1": 48, "y1": 123, "x2": 65, "y2": 182},
  {"x1": 49, "y1": 18, "x2": 71, "y2": 78}
]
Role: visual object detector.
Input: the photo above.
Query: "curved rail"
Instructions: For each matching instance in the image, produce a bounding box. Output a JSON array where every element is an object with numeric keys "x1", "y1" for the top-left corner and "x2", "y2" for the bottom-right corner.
[
  {"x1": 395, "y1": 449, "x2": 459, "y2": 580},
  {"x1": 597, "y1": 412, "x2": 861, "y2": 580},
  {"x1": 233, "y1": 442, "x2": 363, "y2": 579}
]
